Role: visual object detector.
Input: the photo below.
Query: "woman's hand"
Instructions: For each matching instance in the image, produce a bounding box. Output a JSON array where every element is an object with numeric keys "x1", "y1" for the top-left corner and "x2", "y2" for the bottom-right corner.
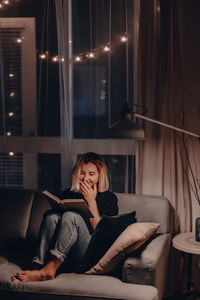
[
  {"x1": 80, "y1": 181, "x2": 97, "y2": 206},
  {"x1": 79, "y1": 181, "x2": 101, "y2": 229}
]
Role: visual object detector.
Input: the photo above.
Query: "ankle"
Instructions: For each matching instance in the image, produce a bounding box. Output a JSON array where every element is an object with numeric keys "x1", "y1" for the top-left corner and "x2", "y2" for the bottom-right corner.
[
  {"x1": 40, "y1": 268, "x2": 55, "y2": 280},
  {"x1": 48, "y1": 257, "x2": 62, "y2": 271},
  {"x1": 42, "y1": 258, "x2": 62, "y2": 278}
]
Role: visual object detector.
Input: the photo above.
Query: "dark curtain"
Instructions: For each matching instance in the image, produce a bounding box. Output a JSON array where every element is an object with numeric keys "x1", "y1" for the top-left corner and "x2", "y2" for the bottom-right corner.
[{"x1": 136, "y1": 0, "x2": 200, "y2": 294}]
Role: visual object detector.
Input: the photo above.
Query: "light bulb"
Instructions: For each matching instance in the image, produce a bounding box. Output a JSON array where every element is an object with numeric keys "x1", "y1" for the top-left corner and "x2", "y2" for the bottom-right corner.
[
  {"x1": 121, "y1": 36, "x2": 127, "y2": 42},
  {"x1": 8, "y1": 112, "x2": 14, "y2": 117},
  {"x1": 10, "y1": 92, "x2": 15, "y2": 97},
  {"x1": 16, "y1": 38, "x2": 22, "y2": 43},
  {"x1": 4, "y1": 0, "x2": 10, "y2": 4},
  {"x1": 9, "y1": 152, "x2": 14, "y2": 156},
  {"x1": 9, "y1": 73, "x2": 14, "y2": 78},
  {"x1": 100, "y1": 90, "x2": 106, "y2": 100},
  {"x1": 6, "y1": 131, "x2": 12, "y2": 136},
  {"x1": 40, "y1": 53, "x2": 46, "y2": 59},
  {"x1": 104, "y1": 46, "x2": 110, "y2": 52},
  {"x1": 75, "y1": 56, "x2": 81, "y2": 62},
  {"x1": 52, "y1": 56, "x2": 58, "y2": 62},
  {"x1": 88, "y1": 52, "x2": 94, "y2": 58}
]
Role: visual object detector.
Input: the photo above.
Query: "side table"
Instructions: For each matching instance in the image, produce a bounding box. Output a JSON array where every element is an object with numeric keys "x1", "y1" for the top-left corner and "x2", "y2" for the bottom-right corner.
[{"x1": 172, "y1": 232, "x2": 200, "y2": 298}]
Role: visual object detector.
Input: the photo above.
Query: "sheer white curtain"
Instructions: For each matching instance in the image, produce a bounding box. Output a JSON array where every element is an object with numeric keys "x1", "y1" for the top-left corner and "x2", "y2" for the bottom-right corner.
[
  {"x1": 55, "y1": 0, "x2": 74, "y2": 189},
  {"x1": 54, "y1": 0, "x2": 141, "y2": 193}
]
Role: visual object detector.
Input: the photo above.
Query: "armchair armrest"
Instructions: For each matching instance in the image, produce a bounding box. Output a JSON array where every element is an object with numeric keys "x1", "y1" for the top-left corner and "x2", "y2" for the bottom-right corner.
[{"x1": 121, "y1": 233, "x2": 171, "y2": 299}]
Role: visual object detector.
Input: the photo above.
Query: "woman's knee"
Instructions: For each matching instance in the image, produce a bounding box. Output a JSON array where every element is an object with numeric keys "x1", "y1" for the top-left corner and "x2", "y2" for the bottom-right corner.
[
  {"x1": 61, "y1": 211, "x2": 83, "y2": 225},
  {"x1": 43, "y1": 210, "x2": 60, "y2": 226}
]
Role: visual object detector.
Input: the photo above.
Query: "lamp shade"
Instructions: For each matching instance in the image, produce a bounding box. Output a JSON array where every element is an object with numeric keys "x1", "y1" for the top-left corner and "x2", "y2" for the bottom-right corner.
[{"x1": 108, "y1": 111, "x2": 145, "y2": 139}]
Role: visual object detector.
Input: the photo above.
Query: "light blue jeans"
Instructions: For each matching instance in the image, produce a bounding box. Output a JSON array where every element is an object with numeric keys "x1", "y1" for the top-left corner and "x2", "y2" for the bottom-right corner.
[{"x1": 33, "y1": 210, "x2": 91, "y2": 271}]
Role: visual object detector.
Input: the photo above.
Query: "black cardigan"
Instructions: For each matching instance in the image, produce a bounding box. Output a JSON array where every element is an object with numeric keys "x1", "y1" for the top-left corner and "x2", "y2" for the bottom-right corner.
[{"x1": 58, "y1": 188, "x2": 118, "y2": 233}]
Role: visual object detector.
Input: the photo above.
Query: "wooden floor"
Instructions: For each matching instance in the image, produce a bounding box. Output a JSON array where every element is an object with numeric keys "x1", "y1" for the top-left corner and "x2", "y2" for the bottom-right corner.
[
  {"x1": 163, "y1": 282, "x2": 200, "y2": 300},
  {"x1": 163, "y1": 294, "x2": 200, "y2": 300}
]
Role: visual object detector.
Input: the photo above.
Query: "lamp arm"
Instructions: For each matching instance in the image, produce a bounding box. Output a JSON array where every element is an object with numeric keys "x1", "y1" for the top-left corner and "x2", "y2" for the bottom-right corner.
[{"x1": 134, "y1": 113, "x2": 200, "y2": 139}]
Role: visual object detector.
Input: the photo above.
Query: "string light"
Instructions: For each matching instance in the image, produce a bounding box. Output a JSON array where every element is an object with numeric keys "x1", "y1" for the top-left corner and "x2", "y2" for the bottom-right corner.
[
  {"x1": 9, "y1": 73, "x2": 14, "y2": 78},
  {"x1": 0, "y1": 0, "x2": 10, "y2": 8},
  {"x1": 9, "y1": 152, "x2": 14, "y2": 156},
  {"x1": 6, "y1": 131, "x2": 12, "y2": 136},
  {"x1": 39, "y1": 53, "x2": 47, "y2": 60},
  {"x1": 8, "y1": 112, "x2": 14, "y2": 117},
  {"x1": 1, "y1": 5, "x2": 131, "y2": 67},
  {"x1": 34, "y1": 31, "x2": 131, "y2": 64},
  {"x1": 38, "y1": 51, "x2": 49, "y2": 60},
  {"x1": 52, "y1": 56, "x2": 59, "y2": 62},
  {"x1": 87, "y1": 52, "x2": 95, "y2": 58},
  {"x1": 10, "y1": 92, "x2": 15, "y2": 97},
  {"x1": 103, "y1": 46, "x2": 110, "y2": 52},
  {"x1": 34, "y1": 29, "x2": 130, "y2": 64},
  {"x1": 121, "y1": 36, "x2": 127, "y2": 42},
  {"x1": 100, "y1": 90, "x2": 106, "y2": 100},
  {"x1": 75, "y1": 56, "x2": 81, "y2": 62},
  {"x1": 16, "y1": 38, "x2": 22, "y2": 43},
  {"x1": 38, "y1": 52, "x2": 65, "y2": 62},
  {"x1": 38, "y1": 52, "x2": 65, "y2": 63}
]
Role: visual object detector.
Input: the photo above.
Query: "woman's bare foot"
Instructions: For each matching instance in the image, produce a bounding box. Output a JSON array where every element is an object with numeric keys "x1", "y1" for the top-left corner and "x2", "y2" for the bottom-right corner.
[
  {"x1": 11, "y1": 269, "x2": 53, "y2": 282},
  {"x1": 11, "y1": 257, "x2": 62, "y2": 282}
]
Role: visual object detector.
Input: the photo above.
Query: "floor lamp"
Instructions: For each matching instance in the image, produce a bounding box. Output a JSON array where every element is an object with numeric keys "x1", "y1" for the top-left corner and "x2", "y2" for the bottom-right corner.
[
  {"x1": 108, "y1": 105, "x2": 200, "y2": 140},
  {"x1": 108, "y1": 105, "x2": 200, "y2": 241}
]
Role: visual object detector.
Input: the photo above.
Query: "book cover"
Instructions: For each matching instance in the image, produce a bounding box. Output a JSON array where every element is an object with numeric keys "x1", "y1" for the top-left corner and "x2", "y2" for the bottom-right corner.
[{"x1": 41, "y1": 190, "x2": 93, "y2": 218}]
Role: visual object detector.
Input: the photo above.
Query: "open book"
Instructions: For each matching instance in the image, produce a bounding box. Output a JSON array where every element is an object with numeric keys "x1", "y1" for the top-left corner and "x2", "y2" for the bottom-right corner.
[{"x1": 41, "y1": 190, "x2": 93, "y2": 218}]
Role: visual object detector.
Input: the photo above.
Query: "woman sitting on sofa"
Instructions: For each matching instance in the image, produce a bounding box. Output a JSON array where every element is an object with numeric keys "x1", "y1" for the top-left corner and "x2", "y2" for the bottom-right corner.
[{"x1": 11, "y1": 152, "x2": 118, "y2": 282}]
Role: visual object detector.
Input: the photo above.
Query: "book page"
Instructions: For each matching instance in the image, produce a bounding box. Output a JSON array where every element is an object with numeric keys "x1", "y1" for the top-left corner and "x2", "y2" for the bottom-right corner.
[
  {"x1": 42, "y1": 190, "x2": 61, "y2": 203},
  {"x1": 41, "y1": 191, "x2": 93, "y2": 218},
  {"x1": 61, "y1": 199, "x2": 93, "y2": 218}
]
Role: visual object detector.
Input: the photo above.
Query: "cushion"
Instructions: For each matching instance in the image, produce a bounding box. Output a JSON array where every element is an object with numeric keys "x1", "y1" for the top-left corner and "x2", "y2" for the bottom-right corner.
[
  {"x1": 76, "y1": 211, "x2": 137, "y2": 273},
  {"x1": 86, "y1": 222, "x2": 160, "y2": 275}
]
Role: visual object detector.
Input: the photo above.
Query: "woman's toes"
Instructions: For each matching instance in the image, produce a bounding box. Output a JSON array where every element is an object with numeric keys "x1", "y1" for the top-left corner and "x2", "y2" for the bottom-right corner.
[
  {"x1": 18, "y1": 274, "x2": 25, "y2": 281},
  {"x1": 11, "y1": 275, "x2": 20, "y2": 282}
]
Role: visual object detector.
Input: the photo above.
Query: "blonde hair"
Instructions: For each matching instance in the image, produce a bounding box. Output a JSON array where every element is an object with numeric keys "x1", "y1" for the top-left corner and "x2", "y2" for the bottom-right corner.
[{"x1": 70, "y1": 152, "x2": 109, "y2": 193}]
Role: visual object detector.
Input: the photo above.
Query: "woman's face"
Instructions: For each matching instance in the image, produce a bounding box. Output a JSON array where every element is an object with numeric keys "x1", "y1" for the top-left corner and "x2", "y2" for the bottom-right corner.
[{"x1": 79, "y1": 162, "x2": 99, "y2": 188}]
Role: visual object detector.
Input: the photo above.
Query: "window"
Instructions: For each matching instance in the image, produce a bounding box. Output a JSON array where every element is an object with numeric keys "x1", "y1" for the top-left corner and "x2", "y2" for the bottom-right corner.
[
  {"x1": 38, "y1": 154, "x2": 61, "y2": 192},
  {"x1": 0, "y1": 1, "x2": 139, "y2": 193},
  {"x1": 0, "y1": 18, "x2": 36, "y2": 189},
  {"x1": 0, "y1": 18, "x2": 36, "y2": 137},
  {"x1": 72, "y1": 0, "x2": 139, "y2": 193},
  {"x1": 73, "y1": 65, "x2": 107, "y2": 138},
  {"x1": 0, "y1": 27, "x2": 23, "y2": 136},
  {"x1": 72, "y1": 0, "x2": 136, "y2": 139},
  {"x1": 0, "y1": 152, "x2": 23, "y2": 188}
]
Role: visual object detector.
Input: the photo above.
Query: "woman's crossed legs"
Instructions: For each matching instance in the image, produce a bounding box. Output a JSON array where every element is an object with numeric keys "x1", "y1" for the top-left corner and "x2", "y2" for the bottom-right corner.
[{"x1": 11, "y1": 211, "x2": 91, "y2": 282}]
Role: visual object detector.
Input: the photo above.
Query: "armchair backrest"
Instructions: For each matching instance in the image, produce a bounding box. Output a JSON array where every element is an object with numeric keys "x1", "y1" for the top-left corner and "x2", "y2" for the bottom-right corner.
[
  {"x1": 0, "y1": 189, "x2": 35, "y2": 240},
  {"x1": 0, "y1": 189, "x2": 171, "y2": 244},
  {"x1": 116, "y1": 193, "x2": 171, "y2": 234}
]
